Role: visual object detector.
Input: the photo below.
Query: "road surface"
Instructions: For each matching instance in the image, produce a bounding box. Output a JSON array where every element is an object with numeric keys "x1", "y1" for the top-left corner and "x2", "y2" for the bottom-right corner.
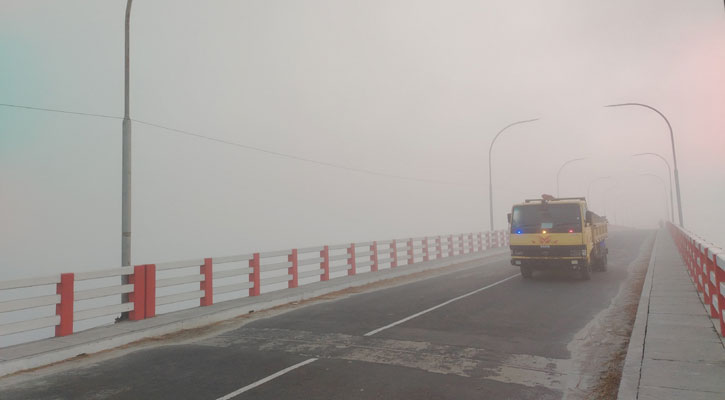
[{"x1": 0, "y1": 230, "x2": 653, "y2": 399}]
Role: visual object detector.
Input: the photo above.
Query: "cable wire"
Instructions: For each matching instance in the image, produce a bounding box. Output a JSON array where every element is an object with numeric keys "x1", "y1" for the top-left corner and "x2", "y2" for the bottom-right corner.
[
  {"x1": 0, "y1": 102, "x2": 122, "y2": 120},
  {"x1": 133, "y1": 118, "x2": 474, "y2": 187},
  {"x1": 0, "y1": 102, "x2": 473, "y2": 187}
]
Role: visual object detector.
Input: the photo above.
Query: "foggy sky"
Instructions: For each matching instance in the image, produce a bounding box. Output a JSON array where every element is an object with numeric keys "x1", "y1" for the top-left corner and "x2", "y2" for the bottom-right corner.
[{"x1": 1, "y1": 0, "x2": 724, "y2": 280}]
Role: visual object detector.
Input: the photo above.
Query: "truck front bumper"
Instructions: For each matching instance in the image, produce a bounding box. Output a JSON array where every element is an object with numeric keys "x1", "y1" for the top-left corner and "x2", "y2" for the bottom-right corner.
[{"x1": 510, "y1": 257, "x2": 588, "y2": 270}]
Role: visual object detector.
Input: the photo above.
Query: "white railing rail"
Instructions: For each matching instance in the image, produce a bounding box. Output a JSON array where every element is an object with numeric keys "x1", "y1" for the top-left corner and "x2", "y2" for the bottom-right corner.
[{"x1": 0, "y1": 230, "x2": 510, "y2": 346}]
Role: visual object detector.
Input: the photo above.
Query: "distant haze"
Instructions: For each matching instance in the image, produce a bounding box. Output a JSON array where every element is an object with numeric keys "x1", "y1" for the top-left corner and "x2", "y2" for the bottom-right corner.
[{"x1": 2, "y1": 0, "x2": 724, "y2": 280}]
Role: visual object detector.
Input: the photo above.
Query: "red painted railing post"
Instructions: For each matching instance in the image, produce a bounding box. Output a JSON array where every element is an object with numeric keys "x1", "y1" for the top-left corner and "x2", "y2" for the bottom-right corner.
[
  {"x1": 436, "y1": 236, "x2": 442, "y2": 259},
  {"x1": 371, "y1": 242, "x2": 379, "y2": 272},
  {"x1": 423, "y1": 237, "x2": 430, "y2": 261},
  {"x1": 407, "y1": 238, "x2": 414, "y2": 265},
  {"x1": 695, "y1": 242, "x2": 701, "y2": 283},
  {"x1": 486, "y1": 232, "x2": 491, "y2": 249},
  {"x1": 715, "y1": 254, "x2": 725, "y2": 334},
  {"x1": 391, "y1": 240, "x2": 398, "y2": 267},
  {"x1": 347, "y1": 243, "x2": 356, "y2": 275},
  {"x1": 703, "y1": 249, "x2": 711, "y2": 302},
  {"x1": 200, "y1": 258, "x2": 213, "y2": 306},
  {"x1": 693, "y1": 241, "x2": 700, "y2": 288},
  {"x1": 686, "y1": 238, "x2": 692, "y2": 278},
  {"x1": 145, "y1": 264, "x2": 156, "y2": 318},
  {"x1": 707, "y1": 249, "x2": 719, "y2": 318},
  {"x1": 468, "y1": 233, "x2": 474, "y2": 253},
  {"x1": 55, "y1": 273, "x2": 74, "y2": 337},
  {"x1": 249, "y1": 253, "x2": 261, "y2": 296},
  {"x1": 702, "y1": 248, "x2": 712, "y2": 308},
  {"x1": 288, "y1": 249, "x2": 299, "y2": 288},
  {"x1": 129, "y1": 265, "x2": 145, "y2": 321},
  {"x1": 448, "y1": 235, "x2": 454, "y2": 257},
  {"x1": 321, "y1": 245, "x2": 330, "y2": 281}
]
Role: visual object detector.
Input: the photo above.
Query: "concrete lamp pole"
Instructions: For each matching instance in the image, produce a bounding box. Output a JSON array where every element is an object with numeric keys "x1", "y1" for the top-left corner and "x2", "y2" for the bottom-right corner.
[
  {"x1": 556, "y1": 157, "x2": 588, "y2": 197},
  {"x1": 121, "y1": 0, "x2": 133, "y2": 318},
  {"x1": 633, "y1": 152, "x2": 674, "y2": 222},
  {"x1": 605, "y1": 103, "x2": 684, "y2": 226},
  {"x1": 488, "y1": 118, "x2": 539, "y2": 231},
  {"x1": 639, "y1": 173, "x2": 671, "y2": 223},
  {"x1": 586, "y1": 176, "x2": 612, "y2": 210}
]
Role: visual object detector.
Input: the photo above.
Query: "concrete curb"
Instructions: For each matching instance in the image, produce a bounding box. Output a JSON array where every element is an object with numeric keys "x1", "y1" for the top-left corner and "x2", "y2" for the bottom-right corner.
[
  {"x1": 617, "y1": 229, "x2": 659, "y2": 400},
  {"x1": 0, "y1": 249, "x2": 508, "y2": 377}
]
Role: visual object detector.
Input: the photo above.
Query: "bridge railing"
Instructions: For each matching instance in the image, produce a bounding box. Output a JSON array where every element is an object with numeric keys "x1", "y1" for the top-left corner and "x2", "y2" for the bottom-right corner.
[
  {"x1": 0, "y1": 230, "x2": 510, "y2": 346},
  {"x1": 668, "y1": 222, "x2": 724, "y2": 336}
]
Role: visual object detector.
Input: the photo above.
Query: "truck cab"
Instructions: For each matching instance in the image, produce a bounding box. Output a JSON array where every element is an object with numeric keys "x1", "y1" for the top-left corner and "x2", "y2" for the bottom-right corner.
[{"x1": 508, "y1": 195, "x2": 608, "y2": 280}]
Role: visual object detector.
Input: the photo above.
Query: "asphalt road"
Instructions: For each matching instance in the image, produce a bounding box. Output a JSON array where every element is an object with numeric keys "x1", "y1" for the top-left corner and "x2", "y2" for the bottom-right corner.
[{"x1": 1, "y1": 230, "x2": 653, "y2": 400}]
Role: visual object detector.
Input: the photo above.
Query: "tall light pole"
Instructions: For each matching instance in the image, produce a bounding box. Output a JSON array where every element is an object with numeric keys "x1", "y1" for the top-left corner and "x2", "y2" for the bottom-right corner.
[
  {"x1": 605, "y1": 102, "x2": 684, "y2": 226},
  {"x1": 556, "y1": 157, "x2": 588, "y2": 197},
  {"x1": 639, "y1": 173, "x2": 671, "y2": 222},
  {"x1": 586, "y1": 176, "x2": 612, "y2": 210},
  {"x1": 601, "y1": 182, "x2": 620, "y2": 225},
  {"x1": 121, "y1": 0, "x2": 133, "y2": 315},
  {"x1": 633, "y1": 152, "x2": 674, "y2": 222},
  {"x1": 488, "y1": 118, "x2": 538, "y2": 230}
]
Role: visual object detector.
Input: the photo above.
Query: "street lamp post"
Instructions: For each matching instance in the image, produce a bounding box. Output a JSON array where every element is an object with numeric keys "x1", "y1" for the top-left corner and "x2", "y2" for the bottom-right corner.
[
  {"x1": 121, "y1": 0, "x2": 133, "y2": 317},
  {"x1": 586, "y1": 176, "x2": 612, "y2": 210},
  {"x1": 556, "y1": 157, "x2": 588, "y2": 197},
  {"x1": 639, "y1": 173, "x2": 671, "y2": 222},
  {"x1": 633, "y1": 152, "x2": 674, "y2": 222},
  {"x1": 605, "y1": 102, "x2": 684, "y2": 226},
  {"x1": 488, "y1": 118, "x2": 538, "y2": 231},
  {"x1": 601, "y1": 183, "x2": 620, "y2": 225}
]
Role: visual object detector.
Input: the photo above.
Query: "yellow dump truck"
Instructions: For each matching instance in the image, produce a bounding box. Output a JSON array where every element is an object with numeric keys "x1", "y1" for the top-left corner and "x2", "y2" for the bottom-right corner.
[{"x1": 507, "y1": 195, "x2": 608, "y2": 280}]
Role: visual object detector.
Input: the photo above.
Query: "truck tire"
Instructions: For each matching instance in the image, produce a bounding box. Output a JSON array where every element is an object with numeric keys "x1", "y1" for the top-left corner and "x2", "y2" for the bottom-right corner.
[
  {"x1": 580, "y1": 262, "x2": 591, "y2": 280},
  {"x1": 600, "y1": 254, "x2": 608, "y2": 271},
  {"x1": 593, "y1": 255, "x2": 604, "y2": 272},
  {"x1": 520, "y1": 266, "x2": 533, "y2": 279}
]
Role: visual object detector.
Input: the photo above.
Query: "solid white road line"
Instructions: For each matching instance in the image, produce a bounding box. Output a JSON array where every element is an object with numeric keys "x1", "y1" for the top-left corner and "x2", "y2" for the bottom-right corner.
[
  {"x1": 215, "y1": 358, "x2": 318, "y2": 400},
  {"x1": 363, "y1": 273, "x2": 520, "y2": 337}
]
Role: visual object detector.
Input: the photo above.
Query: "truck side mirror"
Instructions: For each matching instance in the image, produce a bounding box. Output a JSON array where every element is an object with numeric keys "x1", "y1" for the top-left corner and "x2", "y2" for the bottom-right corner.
[
  {"x1": 507, "y1": 213, "x2": 512, "y2": 223},
  {"x1": 585, "y1": 211, "x2": 593, "y2": 224}
]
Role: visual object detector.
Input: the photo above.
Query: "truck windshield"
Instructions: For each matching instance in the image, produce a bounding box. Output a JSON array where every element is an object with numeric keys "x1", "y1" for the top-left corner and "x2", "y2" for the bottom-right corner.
[{"x1": 511, "y1": 204, "x2": 582, "y2": 234}]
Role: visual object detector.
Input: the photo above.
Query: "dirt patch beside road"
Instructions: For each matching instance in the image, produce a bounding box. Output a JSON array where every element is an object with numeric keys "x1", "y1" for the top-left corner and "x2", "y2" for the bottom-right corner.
[{"x1": 564, "y1": 233, "x2": 653, "y2": 400}]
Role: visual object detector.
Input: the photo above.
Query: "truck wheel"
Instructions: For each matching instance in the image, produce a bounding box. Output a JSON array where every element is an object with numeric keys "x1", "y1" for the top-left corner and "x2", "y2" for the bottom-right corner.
[
  {"x1": 593, "y1": 255, "x2": 603, "y2": 272},
  {"x1": 600, "y1": 254, "x2": 608, "y2": 271},
  {"x1": 580, "y1": 262, "x2": 591, "y2": 280},
  {"x1": 520, "y1": 266, "x2": 533, "y2": 279}
]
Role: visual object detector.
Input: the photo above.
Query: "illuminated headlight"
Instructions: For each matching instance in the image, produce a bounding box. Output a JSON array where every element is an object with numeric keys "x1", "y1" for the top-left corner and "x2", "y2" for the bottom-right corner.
[
  {"x1": 571, "y1": 260, "x2": 578, "y2": 265},
  {"x1": 515, "y1": 260, "x2": 521, "y2": 265}
]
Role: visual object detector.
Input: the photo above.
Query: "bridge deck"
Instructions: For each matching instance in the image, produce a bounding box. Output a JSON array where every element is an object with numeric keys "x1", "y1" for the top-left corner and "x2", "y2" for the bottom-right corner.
[{"x1": 2, "y1": 229, "x2": 723, "y2": 399}]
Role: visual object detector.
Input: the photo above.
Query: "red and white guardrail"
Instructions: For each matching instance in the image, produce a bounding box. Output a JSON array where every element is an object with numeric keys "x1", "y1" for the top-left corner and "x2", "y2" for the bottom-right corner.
[
  {"x1": 0, "y1": 230, "x2": 509, "y2": 344},
  {"x1": 668, "y1": 222, "x2": 725, "y2": 336}
]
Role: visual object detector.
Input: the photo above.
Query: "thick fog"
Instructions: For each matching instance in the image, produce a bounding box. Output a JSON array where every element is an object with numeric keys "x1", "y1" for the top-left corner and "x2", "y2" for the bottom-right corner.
[{"x1": 2, "y1": 0, "x2": 724, "y2": 283}]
